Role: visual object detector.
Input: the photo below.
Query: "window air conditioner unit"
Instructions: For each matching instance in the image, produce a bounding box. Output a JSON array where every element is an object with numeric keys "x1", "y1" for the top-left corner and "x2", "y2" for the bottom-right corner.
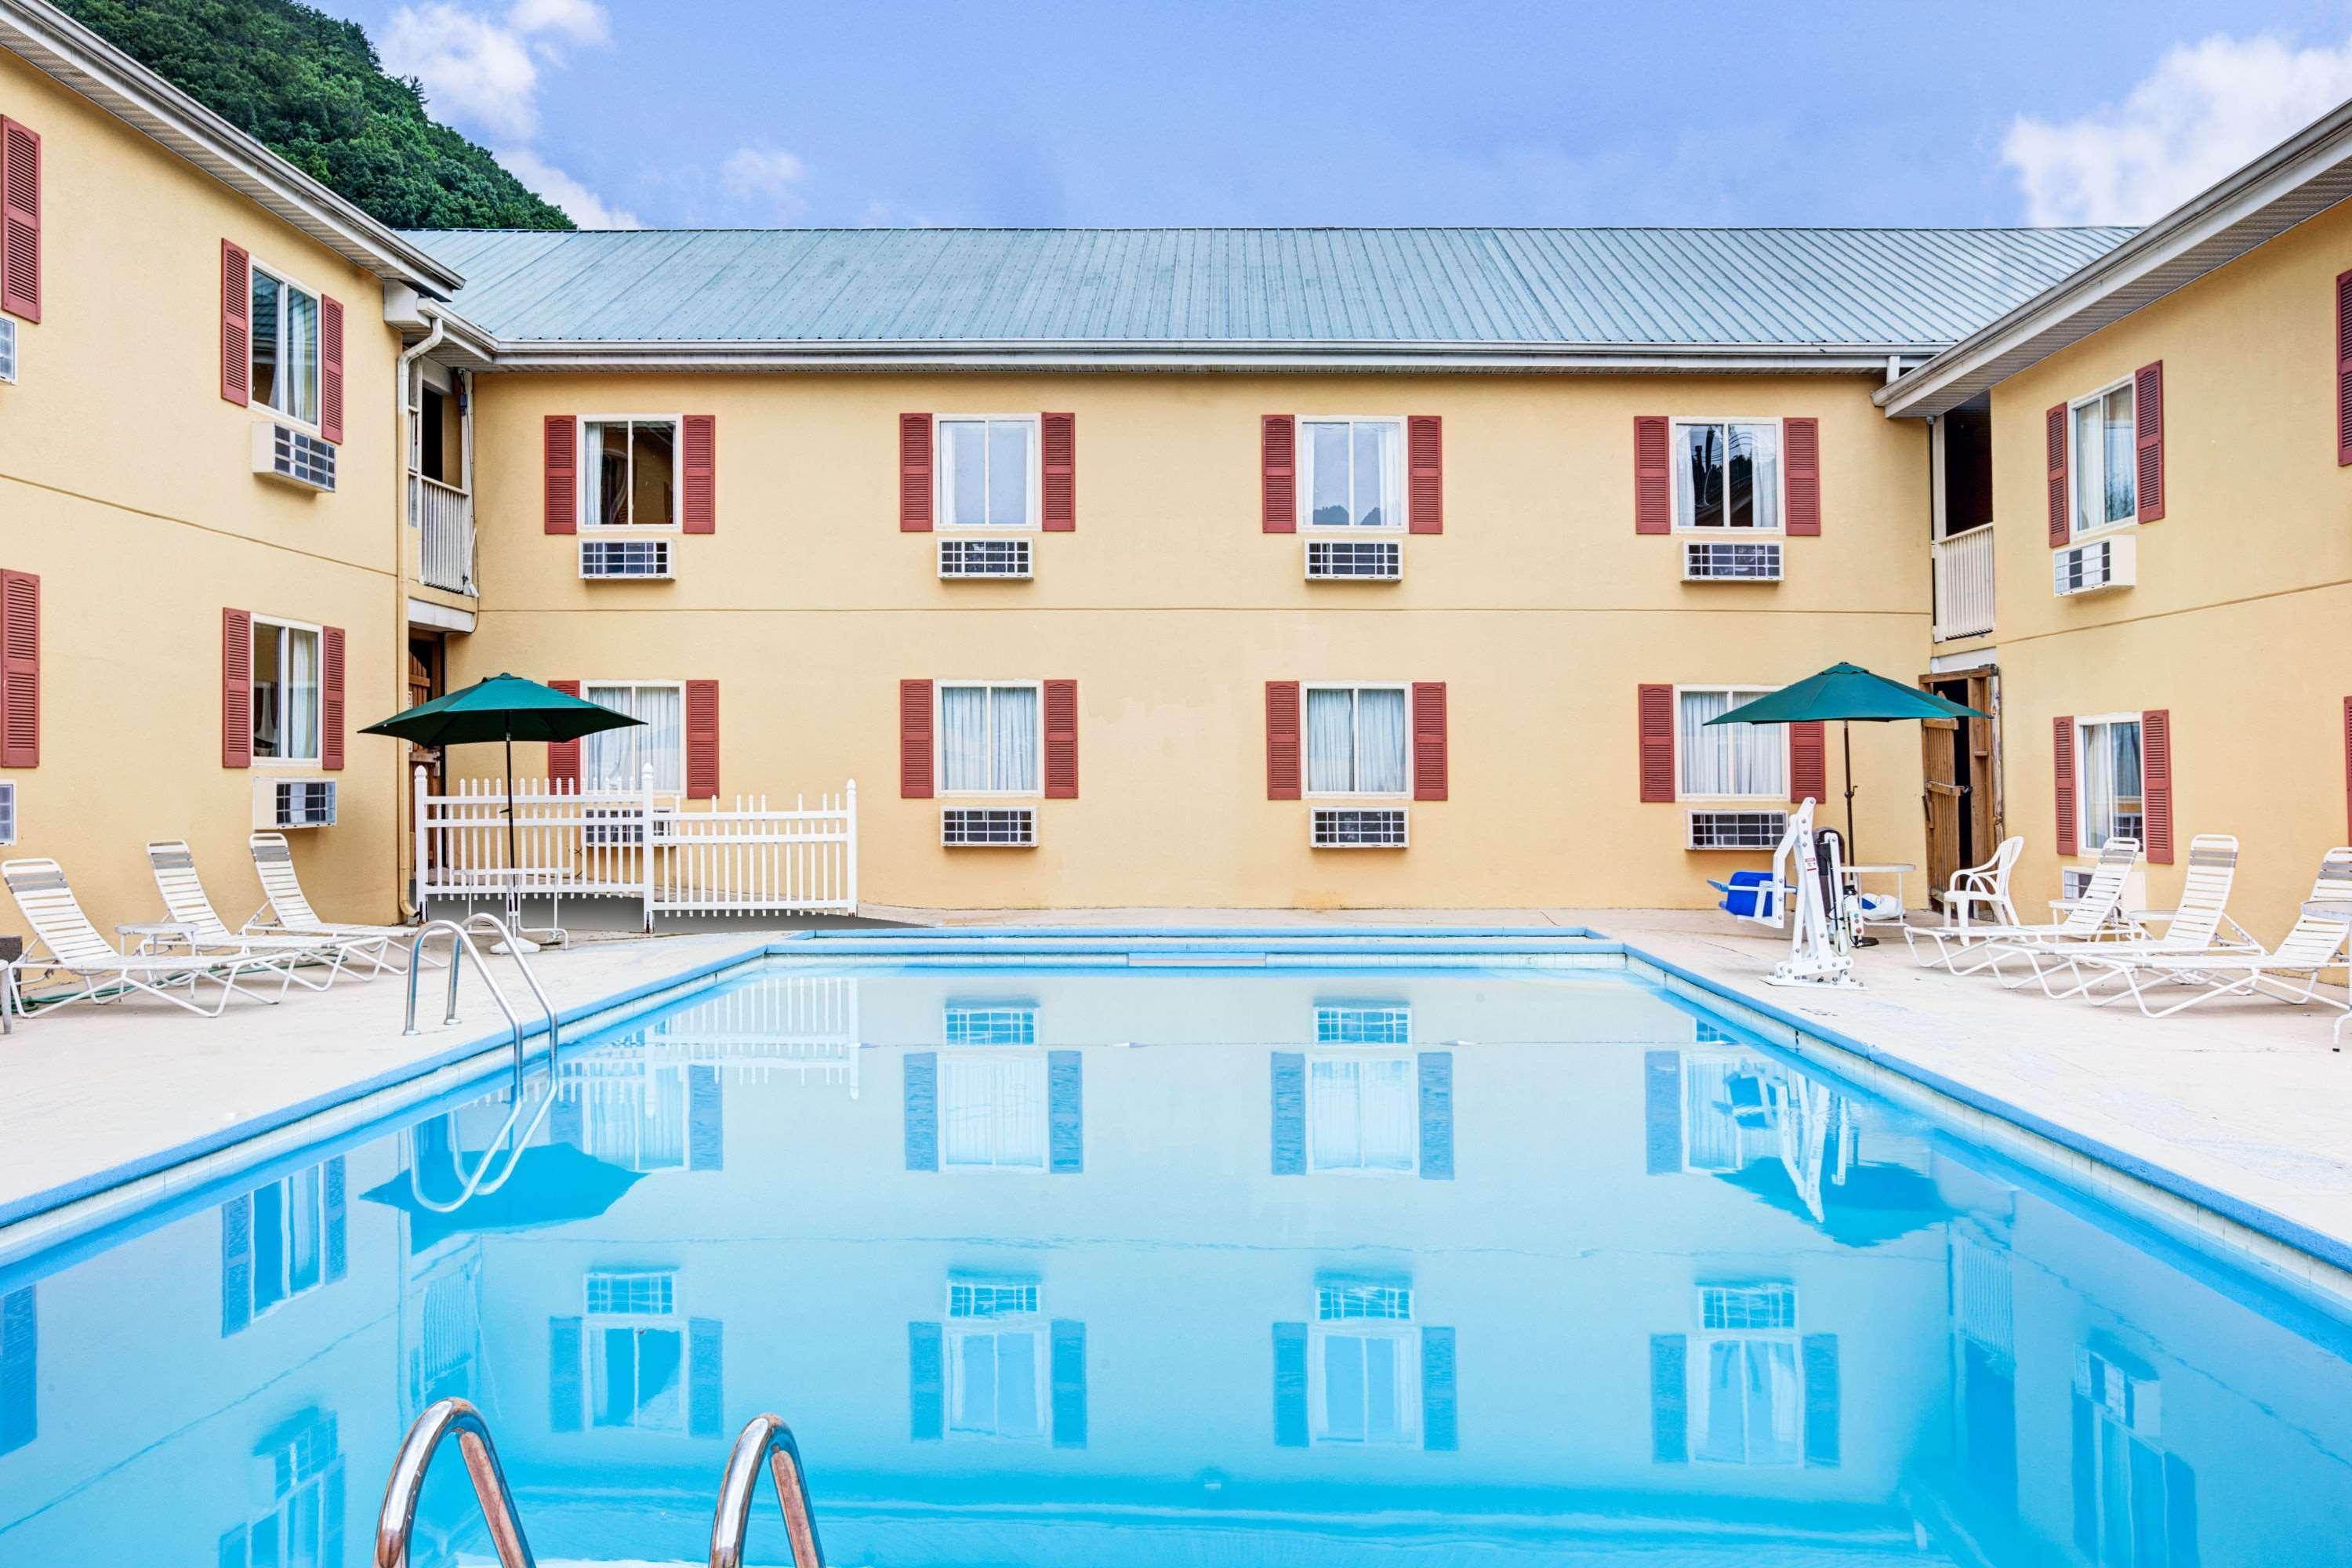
[
  {"x1": 579, "y1": 538, "x2": 673, "y2": 579},
  {"x1": 256, "y1": 778, "x2": 336, "y2": 829},
  {"x1": 2062, "y1": 862, "x2": 2146, "y2": 909},
  {"x1": 582, "y1": 805, "x2": 678, "y2": 846},
  {"x1": 1686, "y1": 809, "x2": 1788, "y2": 850},
  {"x1": 1305, "y1": 538, "x2": 1403, "y2": 580},
  {"x1": 252, "y1": 422, "x2": 336, "y2": 492},
  {"x1": 0, "y1": 316, "x2": 15, "y2": 383},
  {"x1": 1682, "y1": 539, "x2": 1783, "y2": 581},
  {"x1": 1311, "y1": 808, "x2": 1408, "y2": 848},
  {"x1": 942, "y1": 807, "x2": 1036, "y2": 847},
  {"x1": 938, "y1": 537, "x2": 1032, "y2": 579},
  {"x1": 2053, "y1": 535, "x2": 2134, "y2": 597}
]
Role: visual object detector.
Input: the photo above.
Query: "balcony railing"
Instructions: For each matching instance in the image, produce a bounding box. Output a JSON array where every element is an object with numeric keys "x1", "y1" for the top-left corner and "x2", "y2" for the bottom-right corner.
[
  {"x1": 414, "y1": 474, "x2": 476, "y2": 596},
  {"x1": 1933, "y1": 524, "x2": 1993, "y2": 641}
]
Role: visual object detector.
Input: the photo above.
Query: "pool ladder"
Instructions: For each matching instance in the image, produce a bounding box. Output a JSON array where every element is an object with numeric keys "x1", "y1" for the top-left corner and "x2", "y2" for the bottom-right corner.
[
  {"x1": 400, "y1": 915, "x2": 564, "y2": 1212},
  {"x1": 374, "y1": 1399, "x2": 824, "y2": 1568}
]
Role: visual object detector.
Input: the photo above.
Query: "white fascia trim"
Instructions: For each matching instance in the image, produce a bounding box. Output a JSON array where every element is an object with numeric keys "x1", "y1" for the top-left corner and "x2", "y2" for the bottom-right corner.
[
  {"x1": 405, "y1": 596, "x2": 475, "y2": 633},
  {"x1": 1878, "y1": 98, "x2": 2352, "y2": 419},
  {"x1": 0, "y1": 0, "x2": 463, "y2": 295}
]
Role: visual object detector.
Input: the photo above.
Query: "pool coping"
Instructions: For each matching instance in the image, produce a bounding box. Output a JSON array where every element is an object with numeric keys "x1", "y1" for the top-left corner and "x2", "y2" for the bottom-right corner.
[{"x1": 3, "y1": 924, "x2": 2349, "y2": 1301}]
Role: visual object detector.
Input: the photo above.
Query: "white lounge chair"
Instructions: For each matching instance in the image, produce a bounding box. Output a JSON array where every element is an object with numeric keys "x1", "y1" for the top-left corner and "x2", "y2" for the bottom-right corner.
[
  {"x1": 1942, "y1": 837, "x2": 2023, "y2": 929},
  {"x1": 2067, "y1": 848, "x2": 2352, "y2": 1020},
  {"x1": 1986, "y1": 834, "x2": 2255, "y2": 997},
  {"x1": 247, "y1": 831, "x2": 426, "y2": 973},
  {"x1": 1903, "y1": 837, "x2": 2140, "y2": 975},
  {"x1": 147, "y1": 840, "x2": 387, "y2": 989},
  {"x1": 4, "y1": 857, "x2": 294, "y2": 1016}
]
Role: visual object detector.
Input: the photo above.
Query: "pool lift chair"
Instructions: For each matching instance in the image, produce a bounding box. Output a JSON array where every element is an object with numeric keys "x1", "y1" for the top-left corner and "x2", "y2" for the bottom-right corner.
[{"x1": 1713, "y1": 797, "x2": 1862, "y2": 990}]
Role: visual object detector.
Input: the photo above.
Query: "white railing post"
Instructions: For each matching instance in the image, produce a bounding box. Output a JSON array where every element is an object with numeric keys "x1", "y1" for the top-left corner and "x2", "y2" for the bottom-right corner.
[
  {"x1": 844, "y1": 779, "x2": 858, "y2": 912},
  {"x1": 414, "y1": 764, "x2": 430, "y2": 913},
  {"x1": 641, "y1": 762, "x2": 658, "y2": 932}
]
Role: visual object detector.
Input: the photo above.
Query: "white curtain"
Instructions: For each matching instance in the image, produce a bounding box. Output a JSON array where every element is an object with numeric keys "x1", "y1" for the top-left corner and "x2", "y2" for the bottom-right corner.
[
  {"x1": 285, "y1": 628, "x2": 319, "y2": 760},
  {"x1": 942, "y1": 1055, "x2": 1045, "y2": 1167},
  {"x1": 1307, "y1": 689, "x2": 1356, "y2": 792},
  {"x1": 1356, "y1": 689, "x2": 1407, "y2": 794},
  {"x1": 2082, "y1": 719, "x2": 2141, "y2": 848},
  {"x1": 285, "y1": 287, "x2": 320, "y2": 426},
  {"x1": 1679, "y1": 691, "x2": 1785, "y2": 797},
  {"x1": 995, "y1": 687, "x2": 1039, "y2": 793},
  {"x1": 1309, "y1": 1057, "x2": 1415, "y2": 1171},
  {"x1": 1699, "y1": 1339, "x2": 1799, "y2": 1465},
  {"x1": 940, "y1": 685, "x2": 989, "y2": 791},
  {"x1": 1307, "y1": 688, "x2": 1406, "y2": 793},
  {"x1": 940, "y1": 685, "x2": 1036, "y2": 793},
  {"x1": 586, "y1": 684, "x2": 683, "y2": 793},
  {"x1": 1352, "y1": 420, "x2": 1399, "y2": 527}
]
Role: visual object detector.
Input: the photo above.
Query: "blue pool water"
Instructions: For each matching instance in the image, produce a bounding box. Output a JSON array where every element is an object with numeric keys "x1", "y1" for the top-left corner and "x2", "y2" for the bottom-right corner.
[{"x1": 5, "y1": 957, "x2": 2352, "y2": 1566}]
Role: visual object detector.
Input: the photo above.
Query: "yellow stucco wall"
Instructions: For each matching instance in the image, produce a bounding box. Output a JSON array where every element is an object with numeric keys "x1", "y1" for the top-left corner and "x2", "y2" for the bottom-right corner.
[
  {"x1": 1986, "y1": 197, "x2": 2352, "y2": 940},
  {"x1": 0, "y1": 49, "x2": 406, "y2": 942},
  {"x1": 456, "y1": 372, "x2": 1933, "y2": 909}
]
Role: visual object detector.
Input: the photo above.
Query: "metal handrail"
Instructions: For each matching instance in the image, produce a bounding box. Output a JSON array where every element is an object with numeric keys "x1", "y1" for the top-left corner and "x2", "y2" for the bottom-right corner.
[
  {"x1": 401, "y1": 915, "x2": 564, "y2": 1213},
  {"x1": 710, "y1": 1414, "x2": 825, "y2": 1568},
  {"x1": 376, "y1": 1398, "x2": 536, "y2": 1568}
]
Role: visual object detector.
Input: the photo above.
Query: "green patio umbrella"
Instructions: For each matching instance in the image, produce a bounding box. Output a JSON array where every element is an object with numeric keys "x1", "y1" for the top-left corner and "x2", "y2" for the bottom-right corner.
[
  {"x1": 1708, "y1": 662, "x2": 1987, "y2": 862},
  {"x1": 360, "y1": 673, "x2": 641, "y2": 888}
]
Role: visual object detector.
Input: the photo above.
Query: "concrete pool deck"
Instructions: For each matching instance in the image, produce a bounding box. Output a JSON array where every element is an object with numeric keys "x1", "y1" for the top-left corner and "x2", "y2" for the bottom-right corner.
[{"x1": 2, "y1": 907, "x2": 2347, "y2": 1277}]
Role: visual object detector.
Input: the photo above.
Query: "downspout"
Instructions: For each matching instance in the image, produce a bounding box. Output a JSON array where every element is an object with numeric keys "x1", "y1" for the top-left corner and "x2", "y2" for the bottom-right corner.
[{"x1": 394, "y1": 314, "x2": 448, "y2": 920}]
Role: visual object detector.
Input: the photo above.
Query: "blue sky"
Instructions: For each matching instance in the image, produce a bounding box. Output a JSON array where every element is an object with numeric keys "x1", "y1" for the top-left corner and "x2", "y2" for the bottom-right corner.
[{"x1": 328, "y1": 0, "x2": 2352, "y2": 230}]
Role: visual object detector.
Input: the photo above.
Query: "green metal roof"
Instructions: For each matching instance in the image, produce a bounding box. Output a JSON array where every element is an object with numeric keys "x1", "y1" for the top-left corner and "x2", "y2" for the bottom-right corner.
[{"x1": 403, "y1": 226, "x2": 2134, "y2": 350}]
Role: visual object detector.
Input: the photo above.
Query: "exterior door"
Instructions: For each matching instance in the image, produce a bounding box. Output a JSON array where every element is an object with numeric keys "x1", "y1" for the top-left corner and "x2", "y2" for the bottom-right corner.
[
  {"x1": 1922, "y1": 716, "x2": 1964, "y2": 903},
  {"x1": 1920, "y1": 668, "x2": 2000, "y2": 909}
]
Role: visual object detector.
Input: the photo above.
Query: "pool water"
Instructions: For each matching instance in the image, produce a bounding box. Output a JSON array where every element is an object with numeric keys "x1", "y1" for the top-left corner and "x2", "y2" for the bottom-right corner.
[{"x1": 5, "y1": 960, "x2": 2352, "y2": 1566}]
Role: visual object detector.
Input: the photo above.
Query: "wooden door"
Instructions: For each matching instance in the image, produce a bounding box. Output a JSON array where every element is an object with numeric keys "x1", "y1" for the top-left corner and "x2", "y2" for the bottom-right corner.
[{"x1": 1922, "y1": 714, "x2": 1965, "y2": 905}]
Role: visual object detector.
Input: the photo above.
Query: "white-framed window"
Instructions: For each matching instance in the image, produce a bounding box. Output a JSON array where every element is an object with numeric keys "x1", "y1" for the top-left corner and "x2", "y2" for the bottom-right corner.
[
  {"x1": 251, "y1": 617, "x2": 322, "y2": 764},
  {"x1": 1309, "y1": 1283, "x2": 1421, "y2": 1445},
  {"x1": 938, "y1": 681, "x2": 1040, "y2": 795},
  {"x1": 938, "y1": 416, "x2": 1036, "y2": 528},
  {"x1": 249, "y1": 262, "x2": 321, "y2": 426},
  {"x1": 221, "y1": 1410, "x2": 343, "y2": 1568},
  {"x1": 583, "y1": 681, "x2": 684, "y2": 793},
  {"x1": 946, "y1": 1276, "x2": 1047, "y2": 1439},
  {"x1": 575, "y1": 1060, "x2": 688, "y2": 1172},
  {"x1": 2074, "y1": 1348, "x2": 2187, "y2": 1565},
  {"x1": 2070, "y1": 381, "x2": 2136, "y2": 537},
  {"x1": 583, "y1": 416, "x2": 678, "y2": 528},
  {"x1": 945, "y1": 1005, "x2": 1039, "y2": 1047},
  {"x1": 1305, "y1": 1051, "x2": 1418, "y2": 1174},
  {"x1": 2076, "y1": 715, "x2": 2144, "y2": 852},
  {"x1": 586, "y1": 1268, "x2": 684, "y2": 1431},
  {"x1": 0, "y1": 781, "x2": 16, "y2": 846},
  {"x1": 1301, "y1": 416, "x2": 1404, "y2": 529},
  {"x1": 248, "y1": 1162, "x2": 329, "y2": 1319},
  {"x1": 1674, "y1": 419, "x2": 1781, "y2": 531},
  {"x1": 1314, "y1": 1005, "x2": 1412, "y2": 1045},
  {"x1": 1691, "y1": 1281, "x2": 1803, "y2": 1466},
  {"x1": 940, "y1": 1051, "x2": 1047, "y2": 1171},
  {"x1": 1676, "y1": 686, "x2": 1785, "y2": 799},
  {"x1": 1304, "y1": 684, "x2": 1409, "y2": 797}
]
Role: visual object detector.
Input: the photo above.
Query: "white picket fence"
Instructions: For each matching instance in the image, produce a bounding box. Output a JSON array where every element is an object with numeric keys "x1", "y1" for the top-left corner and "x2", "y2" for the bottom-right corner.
[{"x1": 414, "y1": 766, "x2": 857, "y2": 927}]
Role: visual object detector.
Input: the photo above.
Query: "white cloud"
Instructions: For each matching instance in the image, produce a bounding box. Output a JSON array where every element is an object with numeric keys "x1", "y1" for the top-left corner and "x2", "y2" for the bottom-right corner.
[
  {"x1": 507, "y1": 0, "x2": 608, "y2": 49},
  {"x1": 499, "y1": 146, "x2": 641, "y2": 228},
  {"x1": 382, "y1": 2, "x2": 542, "y2": 141},
  {"x1": 721, "y1": 146, "x2": 811, "y2": 218},
  {"x1": 2003, "y1": 32, "x2": 2352, "y2": 224}
]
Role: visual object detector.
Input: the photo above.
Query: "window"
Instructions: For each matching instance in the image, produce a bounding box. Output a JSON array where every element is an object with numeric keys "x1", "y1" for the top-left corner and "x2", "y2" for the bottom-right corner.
[
  {"x1": 938, "y1": 416, "x2": 1034, "y2": 527},
  {"x1": 586, "y1": 1270, "x2": 676, "y2": 1316},
  {"x1": 583, "y1": 682, "x2": 683, "y2": 793},
  {"x1": 575, "y1": 1062, "x2": 688, "y2": 1171},
  {"x1": 249, "y1": 264, "x2": 320, "y2": 425},
  {"x1": 1306, "y1": 1053, "x2": 1417, "y2": 1174},
  {"x1": 1305, "y1": 685, "x2": 1408, "y2": 796},
  {"x1": 586, "y1": 1269, "x2": 683, "y2": 1432},
  {"x1": 946, "y1": 1279, "x2": 1046, "y2": 1439},
  {"x1": 1309, "y1": 1285, "x2": 1421, "y2": 1445},
  {"x1": 2071, "y1": 383, "x2": 2136, "y2": 535},
  {"x1": 1301, "y1": 418, "x2": 1403, "y2": 528},
  {"x1": 1315, "y1": 1006, "x2": 1412, "y2": 1045},
  {"x1": 251, "y1": 619, "x2": 321, "y2": 764},
  {"x1": 250, "y1": 1163, "x2": 328, "y2": 1318},
  {"x1": 1692, "y1": 1281, "x2": 1802, "y2": 1466},
  {"x1": 584, "y1": 418, "x2": 677, "y2": 527},
  {"x1": 2078, "y1": 717, "x2": 2144, "y2": 851},
  {"x1": 945, "y1": 1005, "x2": 1039, "y2": 1047},
  {"x1": 220, "y1": 1410, "x2": 343, "y2": 1568},
  {"x1": 941, "y1": 1052, "x2": 1047, "y2": 1171},
  {"x1": 2073, "y1": 1350, "x2": 2193, "y2": 1564},
  {"x1": 938, "y1": 682, "x2": 1040, "y2": 794},
  {"x1": 1677, "y1": 688, "x2": 1784, "y2": 798},
  {"x1": 1675, "y1": 421, "x2": 1780, "y2": 530}
]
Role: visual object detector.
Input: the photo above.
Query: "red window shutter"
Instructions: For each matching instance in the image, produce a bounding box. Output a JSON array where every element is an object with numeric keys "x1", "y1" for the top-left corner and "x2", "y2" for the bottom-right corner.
[
  {"x1": 1044, "y1": 679, "x2": 1079, "y2": 797},
  {"x1": 1411, "y1": 681, "x2": 1448, "y2": 800},
  {"x1": 681, "y1": 415, "x2": 717, "y2": 533},
  {"x1": 900, "y1": 680, "x2": 935, "y2": 797},
  {"x1": 2338, "y1": 271, "x2": 2352, "y2": 466},
  {"x1": 2045, "y1": 404, "x2": 2069, "y2": 546},
  {"x1": 2343, "y1": 696, "x2": 2352, "y2": 842},
  {"x1": 1265, "y1": 681, "x2": 1301, "y2": 799},
  {"x1": 899, "y1": 414, "x2": 934, "y2": 532},
  {"x1": 2133, "y1": 361, "x2": 2164, "y2": 521},
  {"x1": 543, "y1": 416, "x2": 576, "y2": 534},
  {"x1": 0, "y1": 118, "x2": 39, "y2": 323},
  {"x1": 686, "y1": 679, "x2": 720, "y2": 797},
  {"x1": 2140, "y1": 709, "x2": 2172, "y2": 864},
  {"x1": 1633, "y1": 416, "x2": 1670, "y2": 534},
  {"x1": 1784, "y1": 417, "x2": 1821, "y2": 535},
  {"x1": 1261, "y1": 416, "x2": 1296, "y2": 533},
  {"x1": 547, "y1": 680, "x2": 582, "y2": 786},
  {"x1": 1406, "y1": 416, "x2": 1443, "y2": 535},
  {"x1": 2052, "y1": 715, "x2": 2078, "y2": 856},
  {"x1": 220, "y1": 240, "x2": 250, "y2": 406},
  {"x1": 1638, "y1": 684, "x2": 1675, "y2": 802},
  {"x1": 221, "y1": 609, "x2": 252, "y2": 768},
  {"x1": 1040, "y1": 412, "x2": 1076, "y2": 532},
  {"x1": 319, "y1": 295, "x2": 344, "y2": 444},
  {"x1": 0, "y1": 570, "x2": 37, "y2": 768},
  {"x1": 320, "y1": 626, "x2": 345, "y2": 771},
  {"x1": 1790, "y1": 720, "x2": 1827, "y2": 801}
]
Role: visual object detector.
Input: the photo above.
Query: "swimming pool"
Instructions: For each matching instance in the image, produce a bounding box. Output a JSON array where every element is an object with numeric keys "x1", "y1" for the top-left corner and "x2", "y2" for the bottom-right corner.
[{"x1": 4, "y1": 951, "x2": 2351, "y2": 1566}]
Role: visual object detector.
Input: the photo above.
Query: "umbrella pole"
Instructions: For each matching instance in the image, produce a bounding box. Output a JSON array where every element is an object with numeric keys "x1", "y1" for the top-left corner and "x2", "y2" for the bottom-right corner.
[
  {"x1": 1842, "y1": 720, "x2": 1857, "y2": 858},
  {"x1": 504, "y1": 724, "x2": 520, "y2": 932}
]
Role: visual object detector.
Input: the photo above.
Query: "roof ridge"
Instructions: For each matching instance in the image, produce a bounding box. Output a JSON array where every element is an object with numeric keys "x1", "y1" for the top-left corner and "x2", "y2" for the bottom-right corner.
[{"x1": 402, "y1": 223, "x2": 2140, "y2": 238}]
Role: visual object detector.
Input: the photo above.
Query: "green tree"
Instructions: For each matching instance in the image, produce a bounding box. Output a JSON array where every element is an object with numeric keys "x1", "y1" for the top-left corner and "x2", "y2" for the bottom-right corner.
[{"x1": 54, "y1": 0, "x2": 574, "y2": 230}]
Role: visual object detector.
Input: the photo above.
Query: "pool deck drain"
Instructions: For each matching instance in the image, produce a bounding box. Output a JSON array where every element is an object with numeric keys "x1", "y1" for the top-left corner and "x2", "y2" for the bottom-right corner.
[{"x1": 1, "y1": 906, "x2": 2347, "y2": 1285}]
